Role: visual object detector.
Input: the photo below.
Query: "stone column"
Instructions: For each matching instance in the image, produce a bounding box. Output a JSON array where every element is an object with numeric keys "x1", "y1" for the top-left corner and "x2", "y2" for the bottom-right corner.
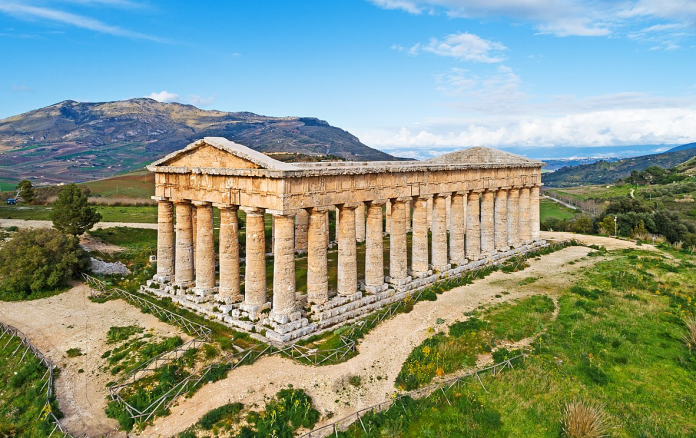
[
  {"x1": 466, "y1": 192, "x2": 481, "y2": 260},
  {"x1": 494, "y1": 189, "x2": 509, "y2": 251},
  {"x1": 337, "y1": 204, "x2": 358, "y2": 296},
  {"x1": 193, "y1": 202, "x2": 215, "y2": 296},
  {"x1": 243, "y1": 208, "x2": 267, "y2": 309},
  {"x1": 325, "y1": 213, "x2": 331, "y2": 247},
  {"x1": 295, "y1": 209, "x2": 309, "y2": 253},
  {"x1": 191, "y1": 207, "x2": 197, "y2": 273},
  {"x1": 431, "y1": 194, "x2": 449, "y2": 271},
  {"x1": 426, "y1": 197, "x2": 433, "y2": 230},
  {"x1": 519, "y1": 187, "x2": 532, "y2": 242},
  {"x1": 271, "y1": 213, "x2": 296, "y2": 322},
  {"x1": 355, "y1": 203, "x2": 366, "y2": 243},
  {"x1": 530, "y1": 186, "x2": 541, "y2": 241},
  {"x1": 449, "y1": 193, "x2": 466, "y2": 265},
  {"x1": 174, "y1": 200, "x2": 194, "y2": 286},
  {"x1": 507, "y1": 188, "x2": 520, "y2": 247},
  {"x1": 446, "y1": 195, "x2": 452, "y2": 231},
  {"x1": 411, "y1": 196, "x2": 430, "y2": 277},
  {"x1": 334, "y1": 207, "x2": 340, "y2": 242},
  {"x1": 218, "y1": 205, "x2": 241, "y2": 303},
  {"x1": 389, "y1": 198, "x2": 409, "y2": 285},
  {"x1": 365, "y1": 201, "x2": 385, "y2": 293},
  {"x1": 481, "y1": 190, "x2": 495, "y2": 255},
  {"x1": 385, "y1": 201, "x2": 392, "y2": 235},
  {"x1": 155, "y1": 199, "x2": 175, "y2": 282},
  {"x1": 307, "y1": 208, "x2": 329, "y2": 304}
]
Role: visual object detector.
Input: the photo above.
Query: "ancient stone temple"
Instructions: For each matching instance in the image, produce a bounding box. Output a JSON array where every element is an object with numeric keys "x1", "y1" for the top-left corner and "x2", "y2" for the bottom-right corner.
[{"x1": 143, "y1": 137, "x2": 545, "y2": 343}]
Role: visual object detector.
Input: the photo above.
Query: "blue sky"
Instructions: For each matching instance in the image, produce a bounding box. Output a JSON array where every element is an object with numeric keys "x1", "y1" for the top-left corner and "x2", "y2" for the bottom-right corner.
[{"x1": 0, "y1": 0, "x2": 695, "y2": 159}]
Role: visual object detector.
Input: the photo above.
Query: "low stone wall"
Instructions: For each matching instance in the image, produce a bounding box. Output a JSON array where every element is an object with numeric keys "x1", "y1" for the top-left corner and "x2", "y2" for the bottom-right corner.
[{"x1": 142, "y1": 239, "x2": 547, "y2": 345}]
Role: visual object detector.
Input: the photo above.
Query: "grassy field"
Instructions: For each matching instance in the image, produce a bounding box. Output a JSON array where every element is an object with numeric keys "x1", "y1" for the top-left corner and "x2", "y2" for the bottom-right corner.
[
  {"x1": 540, "y1": 198, "x2": 578, "y2": 221},
  {"x1": 335, "y1": 247, "x2": 696, "y2": 437},
  {"x1": 84, "y1": 170, "x2": 155, "y2": 199},
  {"x1": 0, "y1": 332, "x2": 66, "y2": 437},
  {"x1": 0, "y1": 204, "x2": 158, "y2": 223}
]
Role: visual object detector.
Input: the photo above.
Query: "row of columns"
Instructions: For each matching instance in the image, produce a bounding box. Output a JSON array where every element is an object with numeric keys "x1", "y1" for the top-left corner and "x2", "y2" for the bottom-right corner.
[{"x1": 154, "y1": 185, "x2": 540, "y2": 320}]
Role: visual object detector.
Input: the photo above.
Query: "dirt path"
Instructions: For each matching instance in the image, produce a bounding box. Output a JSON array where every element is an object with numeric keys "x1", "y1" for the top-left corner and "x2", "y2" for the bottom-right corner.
[
  {"x1": 0, "y1": 284, "x2": 189, "y2": 438},
  {"x1": 142, "y1": 239, "x2": 627, "y2": 437},
  {"x1": 540, "y1": 231, "x2": 659, "y2": 251},
  {"x1": 0, "y1": 218, "x2": 157, "y2": 230}
]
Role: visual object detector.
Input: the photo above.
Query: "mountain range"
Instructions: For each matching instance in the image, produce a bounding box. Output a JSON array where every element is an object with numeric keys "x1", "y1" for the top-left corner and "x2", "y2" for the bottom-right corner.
[
  {"x1": 0, "y1": 98, "x2": 396, "y2": 184},
  {"x1": 543, "y1": 142, "x2": 696, "y2": 187}
]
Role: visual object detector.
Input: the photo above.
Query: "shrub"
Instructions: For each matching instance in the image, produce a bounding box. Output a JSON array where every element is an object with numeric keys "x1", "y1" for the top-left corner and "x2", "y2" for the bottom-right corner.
[
  {"x1": 0, "y1": 228, "x2": 89, "y2": 300},
  {"x1": 561, "y1": 400, "x2": 609, "y2": 438},
  {"x1": 66, "y1": 348, "x2": 83, "y2": 358},
  {"x1": 198, "y1": 402, "x2": 244, "y2": 430},
  {"x1": 684, "y1": 316, "x2": 696, "y2": 352}
]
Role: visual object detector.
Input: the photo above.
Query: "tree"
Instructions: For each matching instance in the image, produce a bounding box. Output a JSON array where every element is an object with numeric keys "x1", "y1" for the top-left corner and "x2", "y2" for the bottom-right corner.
[
  {"x1": 16, "y1": 179, "x2": 34, "y2": 203},
  {"x1": 0, "y1": 228, "x2": 89, "y2": 299},
  {"x1": 572, "y1": 215, "x2": 594, "y2": 234},
  {"x1": 50, "y1": 183, "x2": 102, "y2": 236}
]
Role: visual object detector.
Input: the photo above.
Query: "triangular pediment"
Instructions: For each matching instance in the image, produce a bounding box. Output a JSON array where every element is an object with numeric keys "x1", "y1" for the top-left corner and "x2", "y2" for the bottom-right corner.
[
  {"x1": 424, "y1": 147, "x2": 544, "y2": 166},
  {"x1": 151, "y1": 137, "x2": 299, "y2": 171}
]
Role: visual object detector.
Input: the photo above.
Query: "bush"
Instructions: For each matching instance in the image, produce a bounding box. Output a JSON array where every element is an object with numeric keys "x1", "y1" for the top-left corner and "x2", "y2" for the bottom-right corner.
[
  {"x1": 561, "y1": 400, "x2": 609, "y2": 438},
  {"x1": 0, "y1": 228, "x2": 89, "y2": 300},
  {"x1": 198, "y1": 402, "x2": 244, "y2": 430}
]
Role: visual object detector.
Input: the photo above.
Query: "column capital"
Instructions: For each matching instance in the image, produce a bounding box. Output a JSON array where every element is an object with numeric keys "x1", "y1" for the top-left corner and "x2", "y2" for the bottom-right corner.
[
  {"x1": 171, "y1": 198, "x2": 192, "y2": 205},
  {"x1": 413, "y1": 194, "x2": 433, "y2": 201},
  {"x1": 433, "y1": 192, "x2": 453, "y2": 198},
  {"x1": 453, "y1": 191, "x2": 469, "y2": 196},
  {"x1": 191, "y1": 200, "x2": 212, "y2": 207},
  {"x1": 241, "y1": 206, "x2": 265, "y2": 215},
  {"x1": 306, "y1": 206, "x2": 330, "y2": 213},
  {"x1": 266, "y1": 209, "x2": 295, "y2": 217},
  {"x1": 497, "y1": 186, "x2": 512, "y2": 191},
  {"x1": 365, "y1": 199, "x2": 388, "y2": 206},
  {"x1": 337, "y1": 202, "x2": 360, "y2": 210},
  {"x1": 390, "y1": 196, "x2": 412, "y2": 203},
  {"x1": 214, "y1": 203, "x2": 239, "y2": 210},
  {"x1": 151, "y1": 196, "x2": 171, "y2": 202}
]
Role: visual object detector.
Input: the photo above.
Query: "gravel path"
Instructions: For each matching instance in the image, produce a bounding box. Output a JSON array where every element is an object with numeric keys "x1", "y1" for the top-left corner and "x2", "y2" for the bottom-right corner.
[
  {"x1": 0, "y1": 284, "x2": 189, "y2": 438},
  {"x1": 142, "y1": 241, "x2": 613, "y2": 437}
]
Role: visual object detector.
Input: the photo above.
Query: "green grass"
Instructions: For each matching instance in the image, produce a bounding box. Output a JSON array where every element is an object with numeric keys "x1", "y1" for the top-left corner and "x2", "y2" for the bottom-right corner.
[
  {"x1": 540, "y1": 198, "x2": 577, "y2": 221},
  {"x1": 0, "y1": 204, "x2": 157, "y2": 223},
  {"x1": 336, "y1": 248, "x2": 696, "y2": 437},
  {"x1": 0, "y1": 334, "x2": 66, "y2": 437},
  {"x1": 84, "y1": 170, "x2": 155, "y2": 199},
  {"x1": 89, "y1": 227, "x2": 157, "y2": 249}
]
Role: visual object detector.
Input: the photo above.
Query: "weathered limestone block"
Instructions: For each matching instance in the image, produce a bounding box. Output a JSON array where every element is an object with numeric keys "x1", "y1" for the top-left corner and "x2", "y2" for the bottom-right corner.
[
  {"x1": 295, "y1": 209, "x2": 309, "y2": 252},
  {"x1": 519, "y1": 187, "x2": 532, "y2": 242},
  {"x1": 481, "y1": 190, "x2": 495, "y2": 255},
  {"x1": 466, "y1": 192, "x2": 481, "y2": 260},
  {"x1": 307, "y1": 208, "x2": 329, "y2": 304},
  {"x1": 411, "y1": 196, "x2": 429, "y2": 276},
  {"x1": 155, "y1": 199, "x2": 174, "y2": 282},
  {"x1": 355, "y1": 203, "x2": 366, "y2": 243},
  {"x1": 507, "y1": 188, "x2": 520, "y2": 247},
  {"x1": 389, "y1": 199, "x2": 409, "y2": 284},
  {"x1": 494, "y1": 189, "x2": 509, "y2": 251},
  {"x1": 174, "y1": 200, "x2": 194, "y2": 286},
  {"x1": 271, "y1": 214, "x2": 296, "y2": 321},
  {"x1": 365, "y1": 201, "x2": 385, "y2": 293},
  {"x1": 432, "y1": 195, "x2": 449, "y2": 271},
  {"x1": 530, "y1": 186, "x2": 541, "y2": 241},
  {"x1": 194, "y1": 201, "x2": 216, "y2": 295},
  {"x1": 243, "y1": 208, "x2": 267, "y2": 308},
  {"x1": 338, "y1": 204, "x2": 358, "y2": 296},
  {"x1": 219, "y1": 205, "x2": 242, "y2": 303},
  {"x1": 449, "y1": 193, "x2": 465, "y2": 265}
]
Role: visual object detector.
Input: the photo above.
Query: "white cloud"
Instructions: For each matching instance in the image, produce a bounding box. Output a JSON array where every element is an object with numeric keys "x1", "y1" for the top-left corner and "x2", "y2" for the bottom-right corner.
[
  {"x1": 187, "y1": 94, "x2": 216, "y2": 107},
  {"x1": 0, "y1": 2, "x2": 162, "y2": 41},
  {"x1": 409, "y1": 32, "x2": 507, "y2": 63},
  {"x1": 146, "y1": 91, "x2": 180, "y2": 103},
  {"x1": 11, "y1": 84, "x2": 32, "y2": 92}
]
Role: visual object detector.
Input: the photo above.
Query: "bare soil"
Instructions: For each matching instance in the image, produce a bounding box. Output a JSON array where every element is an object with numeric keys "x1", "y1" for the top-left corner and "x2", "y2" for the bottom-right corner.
[
  {"x1": 142, "y1": 237, "x2": 624, "y2": 437},
  {"x1": 0, "y1": 284, "x2": 189, "y2": 438}
]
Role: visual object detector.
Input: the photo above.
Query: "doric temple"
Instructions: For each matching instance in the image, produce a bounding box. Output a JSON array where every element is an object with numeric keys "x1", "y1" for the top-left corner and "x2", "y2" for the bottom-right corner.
[{"x1": 143, "y1": 137, "x2": 545, "y2": 343}]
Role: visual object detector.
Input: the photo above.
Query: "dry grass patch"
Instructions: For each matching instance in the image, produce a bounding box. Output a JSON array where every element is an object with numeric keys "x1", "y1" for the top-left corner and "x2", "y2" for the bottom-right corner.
[{"x1": 561, "y1": 399, "x2": 609, "y2": 438}]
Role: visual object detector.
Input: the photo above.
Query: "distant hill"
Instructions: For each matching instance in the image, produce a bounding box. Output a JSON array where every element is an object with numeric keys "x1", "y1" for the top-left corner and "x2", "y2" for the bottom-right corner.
[
  {"x1": 667, "y1": 142, "x2": 696, "y2": 152},
  {"x1": 0, "y1": 98, "x2": 396, "y2": 184},
  {"x1": 543, "y1": 143, "x2": 696, "y2": 187}
]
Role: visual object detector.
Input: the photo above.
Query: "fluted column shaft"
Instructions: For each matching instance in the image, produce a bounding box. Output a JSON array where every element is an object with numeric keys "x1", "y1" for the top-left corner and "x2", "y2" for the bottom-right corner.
[
  {"x1": 337, "y1": 204, "x2": 358, "y2": 296},
  {"x1": 389, "y1": 199, "x2": 409, "y2": 284},
  {"x1": 174, "y1": 201, "x2": 194, "y2": 286},
  {"x1": 449, "y1": 194, "x2": 466, "y2": 265},
  {"x1": 271, "y1": 214, "x2": 296, "y2": 319},
  {"x1": 295, "y1": 209, "x2": 309, "y2": 252},
  {"x1": 530, "y1": 186, "x2": 541, "y2": 241},
  {"x1": 426, "y1": 197, "x2": 433, "y2": 230},
  {"x1": 365, "y1": 202, "x2": 385, "y2": 293},
  {"x1": 307, "y1": 209, "x2": 329, "y2": 304},
  {"x1": 155, "y1": 199, "x2": 175, "y2": 282},
  {"x1": 385, "y1": 201, "x2": 392, "y2": 235},
  {"x1": 191, "y1": 207, "x2": 197, "y2": 273},
  {"x1": 244, "y1": 208, "x2": 267, "y2": 307},
  {"x1": 219, "y1": 206, "x2": 241, "y2": 303},
  {"x1": 519, "y1": 187, "x2": 532, "y2": 242},
  {"x1": 355, "y1": 203, "x2": 366, "y2": 243},
  {"x1": 507, "y1": 188, "x2": 520, "y2": 247},
  {"x1": 481, "y1": 191, "x2": 495, "y2": 254},
  {"x1": 411, "y1": 197, "x2": 429, "y2": 276},
  {"x1": 432, "y1": 195, "x2": 449, "y2": 271},
  {"x1": 494, "y1": 189, "x2": 509, "y2": 251},
  {"x1": 466, "y1": 192, "x2": 481, "y2": 260},
  {"x1": 194, "y1": 202, "x2": 215, "y2": 295}
]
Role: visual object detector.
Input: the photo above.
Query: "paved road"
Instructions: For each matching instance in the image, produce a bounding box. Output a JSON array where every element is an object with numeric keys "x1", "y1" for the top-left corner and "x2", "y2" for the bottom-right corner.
[
  {"x1": 0, "y1": 218, "x2": 157, "y2": 230},
  {"x1": 543, "y1": 195, "x2": 579, "y2": 210}
]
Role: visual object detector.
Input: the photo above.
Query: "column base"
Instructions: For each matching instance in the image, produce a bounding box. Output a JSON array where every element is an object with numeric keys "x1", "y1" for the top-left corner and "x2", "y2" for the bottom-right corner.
[
  {"x1": 175, "y1": 280, "x2": 195, "y2": 289},
  {"x1": 216, "y1": 291, "x2": 243, "y2": 304},
  {"x1": 153, "y1": 274, "x2": 171, "y2": 283},
  {"x1": 410, "y1": 270, "x2": 433, "y2": 279},
  {"x1": 238, "y1": 302, "x2": 271, "y2": 321},
  {"x1": 364, "y1": 283, "x2": 388, "y2": 294},
  {"x1": 431, "y1": 264, "x2": 452, "y2": 272},
  {"x1": 269, "y1": 309, "x2": 302, "y2": 325},
  {"x1": 194, "y1": 286, "x2": 217, "y2": 297},
  {"x1": 387, "y1": 276, "x2": 412, "y2": 287},
  {"x1": 495, "y1": 246, "x2": 511, "y2": 252}
]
